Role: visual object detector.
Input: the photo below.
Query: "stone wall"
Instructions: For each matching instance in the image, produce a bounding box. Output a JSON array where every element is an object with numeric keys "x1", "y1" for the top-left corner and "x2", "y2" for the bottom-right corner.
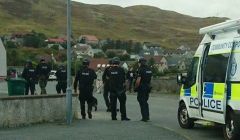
[
  {"x1": 0, "y1": 94, "x2": 80, "y2": 128},
  {"x1": 151, "y1": 77, "x2": 181, "y2": 94}
]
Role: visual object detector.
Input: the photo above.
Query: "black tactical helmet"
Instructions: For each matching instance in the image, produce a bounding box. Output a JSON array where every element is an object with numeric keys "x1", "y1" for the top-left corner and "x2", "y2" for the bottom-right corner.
[
  {"x1": 138, "y1": 57, "x2": 147, "y2": 65},
  {"x1": 40, "y1": 58, "x2": 45, "y2": 62},
  {"x1": 59, "y1": 64, "x2": 65, "y2": 69},
  {"x1": 112, "y1": 57, "x2": 120, "y2": 65},
  {"x1": 82, "y1": 58, "x2": 90, "y2": 66},
  {"x1": 109, "y1": 59, "x2": 113, "y2": 65},
  {"x1": 26, "y1": 60, "x2": 32, "y2": 65}
]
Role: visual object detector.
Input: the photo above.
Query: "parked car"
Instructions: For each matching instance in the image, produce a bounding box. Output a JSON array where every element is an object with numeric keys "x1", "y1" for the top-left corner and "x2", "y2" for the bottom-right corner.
[{"x1": 48, "y1": 70, "x2": 57, "y2": 81}]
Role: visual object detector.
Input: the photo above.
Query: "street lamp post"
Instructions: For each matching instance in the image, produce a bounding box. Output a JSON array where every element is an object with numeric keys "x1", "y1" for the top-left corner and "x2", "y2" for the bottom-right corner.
[{"x1": 66, "y1": 0, "x2": 72, "y2": 125}]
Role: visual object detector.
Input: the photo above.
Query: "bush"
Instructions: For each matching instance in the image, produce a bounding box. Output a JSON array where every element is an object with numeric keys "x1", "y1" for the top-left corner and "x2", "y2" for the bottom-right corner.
[{"x1": 5, "y1": 41, "x2": 17, "y2": 48}]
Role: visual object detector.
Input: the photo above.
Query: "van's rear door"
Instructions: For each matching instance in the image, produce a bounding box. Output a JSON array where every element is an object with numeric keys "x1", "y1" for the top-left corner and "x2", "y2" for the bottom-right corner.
[
  {"x1": 227, "y1": 38, "x2": 240, "y2": 112},
  {"x1": 200, "y1": 39, "x2": 233, "y2": 124}
]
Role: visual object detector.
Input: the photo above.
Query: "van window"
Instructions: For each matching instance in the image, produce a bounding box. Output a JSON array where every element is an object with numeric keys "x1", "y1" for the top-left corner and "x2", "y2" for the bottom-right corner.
[
  {"x1": 184, "y1": 57, "x2": 199, "y2": 89},
  {"x1": 203, "y1": 53, "x2": 230, "y2": 83}
]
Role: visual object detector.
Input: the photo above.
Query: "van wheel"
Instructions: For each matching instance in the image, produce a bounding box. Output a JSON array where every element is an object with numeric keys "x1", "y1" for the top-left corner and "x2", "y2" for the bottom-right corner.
[
  {"x1": 223, "y1": 112, "x2": 240, "y2": 140},
  {"x1": 178, "y1": 103, "x2": 194, "y2": 129}
]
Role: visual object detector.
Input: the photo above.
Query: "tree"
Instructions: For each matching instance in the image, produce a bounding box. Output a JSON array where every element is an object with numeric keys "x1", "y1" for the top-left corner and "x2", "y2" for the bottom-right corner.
[
  {"x1": 23, "y1": 31, "x2": 47, "y2": 48},
  {"x1": 51, "y1": 44, "x2": 59, "y2": 50},
  {"x1": 7, "y1": 50, "x2": 21, "y2": 66},
  {"x1": 115, "y1": 40, "x2": 122, "y2": 49},
  {"x1": 94, "y1": 52, "x2": 105, "y2": 58},
  {"x1": 106, "y1": 51, "x2": 116, "y2": 58},
  {"x1": 147, "y1": 57, "x2": 160, "y2": 77},
  {"x1": 79, "y1": 37, "x2": 86, "y2": 44},
  {"x1": 125, "y1": 40, "x2": 132, "y2": 53},
  {"x1": 148, "y1": 57, "x2": 155, "y2": 67},
  {"x1": 133, "y1": 42, "x2": 142, "y2": 54},
  {"x1": 120, "y1": 54, "x2": 130, "y2": 61},
  {"x1": 5, "y1": 41, "x2": 17, "y2": 48}
]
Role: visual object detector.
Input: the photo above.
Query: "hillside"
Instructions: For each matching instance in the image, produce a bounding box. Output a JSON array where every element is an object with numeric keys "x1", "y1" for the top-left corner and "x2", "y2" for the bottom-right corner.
[{"x1": 0, "y1": 0, "x2": 227, "y2": 48}]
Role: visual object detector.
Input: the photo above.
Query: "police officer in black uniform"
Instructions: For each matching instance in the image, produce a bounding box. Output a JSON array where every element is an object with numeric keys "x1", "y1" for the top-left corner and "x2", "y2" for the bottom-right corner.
[
  {"x1": 107, "y1": 57, "x2": 130, "y2": 121},
  {"x1": 135, "y1": 57, "x2": 152, "y2": 122},
  {"x1": 102, "y1": 59, "x2": 113, "y2": 112},
  {"x1": 74, "y1": 59, "x2": 97, "y2": 119},
  {"x1": 35, "y1": 59, "x2": 51, "y2": 94},
  {"x1": 22, "y1": 61, "x2": 36, "y2": 95},
  {"x1": 56, "y1": 65, "x2": 67, "y2": 94}
]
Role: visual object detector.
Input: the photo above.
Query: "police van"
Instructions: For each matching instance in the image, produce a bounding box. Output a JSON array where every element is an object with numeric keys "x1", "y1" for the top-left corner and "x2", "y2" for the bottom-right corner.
[{"x1": 177, "y1": 19, "x2": 240, "y2": 140}]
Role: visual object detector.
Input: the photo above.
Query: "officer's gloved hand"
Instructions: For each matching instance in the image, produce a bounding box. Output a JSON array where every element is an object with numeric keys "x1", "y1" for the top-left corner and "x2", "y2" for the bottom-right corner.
[{"x1": 134, "y1": 87, "x2": 138, "y2": 92}]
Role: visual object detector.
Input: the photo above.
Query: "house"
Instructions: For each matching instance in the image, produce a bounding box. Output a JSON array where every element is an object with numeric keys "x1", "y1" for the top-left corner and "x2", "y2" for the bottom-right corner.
[
  {"x1": 79, "y1": 35, "x2": 99, "y2": 45},
  {"x1": 46, "y1": 38, "x2": 66, "y2": 50},
  {"x1": 91, "y1": 49, "x2": 105, "y2": 57},
  {"x1": 140, "y1": 47, "x2": 164, "y2": 56},
  {"x1": 166, "y1": 56, "x2": 188, "y2": 71},
  {"x1": 130, "y1": 54, "x2": 141, "y2": 60},
  {"x1": 0, "y1": 39, "x2": 7, "y2": 79},
  {"x1": 177, "y1": 45, "x2": 190, "y2": 51},
  {"x1": 89, "y1": 58, "x2": 109, "y2": 71},
  {"x1": 144, "y1": 56, "x2": 168, "y2": 73},
  {"x1": 73, "y1": 43, "x2": 93, "y2": 57},
  {"x1": 10, "y1": 32, "x2": 31, "y2": 46},
  {"x1": 164, "y1": 49, "x2": 185, "y2": 56},
  {"x1": 47, "y1": 38, "x2": 66, "y2": 44}
]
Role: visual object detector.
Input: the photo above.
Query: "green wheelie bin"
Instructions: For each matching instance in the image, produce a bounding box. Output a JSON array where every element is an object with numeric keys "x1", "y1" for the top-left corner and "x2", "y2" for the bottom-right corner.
[{"x1": 7, "y1": 78, "x2": 26, "y2": 96}]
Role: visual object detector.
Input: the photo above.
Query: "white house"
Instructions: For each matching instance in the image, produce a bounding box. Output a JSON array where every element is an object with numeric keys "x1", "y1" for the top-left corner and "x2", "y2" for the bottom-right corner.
[
  {"x1": 73, "y1": 43, "x2": 93, "y2": 57},
  {"x1": 0, "y1": 39, "x2": 7, "y2": 79},
  {"x1": 144, "y1": 56, "x2": 168, "y2": 73}
]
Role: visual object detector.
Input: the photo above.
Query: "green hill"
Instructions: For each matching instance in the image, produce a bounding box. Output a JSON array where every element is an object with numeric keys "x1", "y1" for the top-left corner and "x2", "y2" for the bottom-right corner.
[{"x1": 0, "y1": 0, "x2": 227, "y2": 48}]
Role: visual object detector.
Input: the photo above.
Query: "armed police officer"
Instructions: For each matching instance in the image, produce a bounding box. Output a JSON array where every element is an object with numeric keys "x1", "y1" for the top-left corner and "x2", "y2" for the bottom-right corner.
[
  {"x1": 56, "y1": 65, "x2": 67, "y2": 94},
  {"x1": 102, "y1": 59, "x2": 113, "y2": 112},
  {"x1": 22, "y1": 61, "x2": 36, "y2": 95},
  {"x1": 36, "y1": 59, "x2": 51, "y2": 95},
  {"x1": 74, "y1": 59, "x2": 97, "y2": 119},
  {"x1": 135, "y1": 57, "x2": 152, "y2": 122},
  {"x1": 107, "y1": 57, "x2": 130, "y2": 121}
]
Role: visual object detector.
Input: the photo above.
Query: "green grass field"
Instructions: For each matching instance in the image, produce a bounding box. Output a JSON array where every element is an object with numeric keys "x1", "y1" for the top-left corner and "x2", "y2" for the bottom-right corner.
[{"x1": 0, "y1": 0, "x2": 227, "y2": 49}]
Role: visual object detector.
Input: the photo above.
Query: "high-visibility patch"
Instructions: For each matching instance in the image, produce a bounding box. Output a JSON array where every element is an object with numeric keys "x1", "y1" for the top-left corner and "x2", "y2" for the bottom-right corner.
[
  {"x1": 231, "y1": 84, "x2": 240, "y2": 101},
  {"x1": 213, "y1": 83, "x2": 225, "y2": 100},
  {"x1": 180, "y1": 86, "x2": 184, "y2": 96},
  {"x1": 191, "y1": 84, "x2": 198, "y2": 98}
]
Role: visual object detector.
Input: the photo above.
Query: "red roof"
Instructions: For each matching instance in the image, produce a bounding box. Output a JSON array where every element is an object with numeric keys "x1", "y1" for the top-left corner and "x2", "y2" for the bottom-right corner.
[
  {"x1": 89, "y1": 58, "x2": 109, "y2": 71},
  {"x1": 81, "y1": 35, "x2": 98, "y2": 42},
  {"x1": 47, "y1": 38, "x2": 66, "y2": 43}
]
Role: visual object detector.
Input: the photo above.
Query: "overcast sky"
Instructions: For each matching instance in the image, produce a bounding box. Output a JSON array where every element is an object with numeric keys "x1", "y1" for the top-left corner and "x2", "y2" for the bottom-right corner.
[{"x1": 73, "y1": 0, "x2": 239, "y2": 19}]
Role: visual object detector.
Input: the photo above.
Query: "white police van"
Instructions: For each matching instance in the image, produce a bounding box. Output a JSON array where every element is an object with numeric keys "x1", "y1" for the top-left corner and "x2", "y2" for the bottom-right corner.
[{"x1": 177, "y1": 19, "x2": 240, "y2": 140}]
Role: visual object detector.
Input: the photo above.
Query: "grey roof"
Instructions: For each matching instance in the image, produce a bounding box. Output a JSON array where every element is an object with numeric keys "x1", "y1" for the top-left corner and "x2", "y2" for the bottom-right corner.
[
  {"x1": 166, "y1": 56, "x2": 183, "y2": 66},
  {"x1": 92, "y1": 49, "x2": 103, "y2": 54}
]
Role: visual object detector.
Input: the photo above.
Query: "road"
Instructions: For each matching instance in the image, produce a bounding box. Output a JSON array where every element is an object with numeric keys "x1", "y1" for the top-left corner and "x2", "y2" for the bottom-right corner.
[{"x1": 0, "y1": 81, "x2": 224, "y2": 140}]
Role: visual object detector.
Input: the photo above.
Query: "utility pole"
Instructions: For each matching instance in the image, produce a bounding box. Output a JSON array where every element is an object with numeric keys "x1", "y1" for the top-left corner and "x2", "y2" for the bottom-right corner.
[{"x1": 66, "y1": 0, "x2": 72, "y2": 125}]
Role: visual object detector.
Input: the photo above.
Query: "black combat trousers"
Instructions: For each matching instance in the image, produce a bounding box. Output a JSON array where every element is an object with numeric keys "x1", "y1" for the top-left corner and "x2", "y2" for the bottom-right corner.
[
  {"x1": 128, "y1": 80, "x2": 133, "y2": 93},
  {"x1": 110, "y1": 92, "x2": 127, "y2": 120},
  {"x1": 137, "y1": 86, "x2": 150, "y2": 120},
  {"x1": 56, "y1": 81, "x2": 67, "y2": 94},
  {"x1": 25, "y1": 80, "x2": 35, "y2": 95},
  {"x1": 103, "y1": 83, "x2": 111, "y2": 110},
  {"x1": 79, "y1": 87, "x2": 94, "y2": 118}
]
